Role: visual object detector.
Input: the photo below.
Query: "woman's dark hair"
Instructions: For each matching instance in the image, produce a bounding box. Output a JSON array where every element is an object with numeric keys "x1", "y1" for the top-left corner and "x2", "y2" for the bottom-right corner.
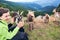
[{"x1": 0, "y1": 8, "x2": 9, "y2": 17}]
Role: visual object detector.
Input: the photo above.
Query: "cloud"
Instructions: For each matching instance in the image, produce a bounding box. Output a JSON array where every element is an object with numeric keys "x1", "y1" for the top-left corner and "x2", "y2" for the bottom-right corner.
[{"x1": 6, "y1": 0, "x2": 37, "y2": 2}]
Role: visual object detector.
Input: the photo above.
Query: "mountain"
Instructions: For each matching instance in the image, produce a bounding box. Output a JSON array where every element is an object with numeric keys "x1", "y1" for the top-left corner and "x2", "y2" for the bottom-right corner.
[
  {"x1": 0, "y1": 0, "x2": 56, "y2": 12},
  {"x1": 16, "y1": 2, "x2": 42, "y2": 11},
  {"x1": 34, "y1": 0, "x2": 60, "y2": 7},
  {"x1": 42, "y1": 6, "x2": 56, "y2": 12},
  {"x1": 0, "y1": 0, "x2": 26, "y2": 11},
  {"x1": 16, "y1": 2, "x2": 56, "y2": 12}
]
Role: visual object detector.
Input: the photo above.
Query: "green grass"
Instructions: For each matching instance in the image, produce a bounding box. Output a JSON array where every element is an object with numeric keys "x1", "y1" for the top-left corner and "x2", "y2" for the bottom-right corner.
[{"x1": 24, "y1": 22, "x2": 60, "y2": 40}]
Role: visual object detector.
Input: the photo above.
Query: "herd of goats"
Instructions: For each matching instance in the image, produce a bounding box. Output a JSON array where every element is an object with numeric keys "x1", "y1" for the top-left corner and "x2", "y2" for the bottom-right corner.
[{"x1": 26, "y1": 8, "x2": 60, "y2": 31}]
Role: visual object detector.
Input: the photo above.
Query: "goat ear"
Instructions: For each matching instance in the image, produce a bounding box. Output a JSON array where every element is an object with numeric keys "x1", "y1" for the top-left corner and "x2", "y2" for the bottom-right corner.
[
  {"x1": 17, "y1": 11, "x2": 19, "y2": 15},
  {"x1": 53, "y1": 8, "x2": 56, "y2": 13},
  {"x1": 20, "y1": 11, "x2": 24, "y2": 15}
]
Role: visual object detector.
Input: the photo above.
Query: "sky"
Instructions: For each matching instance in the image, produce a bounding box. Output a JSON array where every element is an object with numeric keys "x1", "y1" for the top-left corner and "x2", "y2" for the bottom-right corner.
[
  {"x1": 6, "y1": 0, "x2": 60, "y2": 3},
  {"x1": 6, "y1": 0, "x2": 37, "y2": 2}
]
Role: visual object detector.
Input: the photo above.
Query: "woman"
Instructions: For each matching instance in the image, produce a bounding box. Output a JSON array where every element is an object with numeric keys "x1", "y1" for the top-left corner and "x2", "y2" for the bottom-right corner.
[{"x1": 0, "y1": 8, "x2": 24, "y2": 40}]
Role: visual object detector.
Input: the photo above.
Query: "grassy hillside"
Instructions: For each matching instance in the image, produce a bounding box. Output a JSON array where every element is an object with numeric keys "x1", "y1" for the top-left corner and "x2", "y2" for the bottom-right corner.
[
  {"x1": 0, "y1": 1, "x2": 26, "y2": 11},
  {"x1": 24, "y1": 21, "x2": 60, "y2": 40}
]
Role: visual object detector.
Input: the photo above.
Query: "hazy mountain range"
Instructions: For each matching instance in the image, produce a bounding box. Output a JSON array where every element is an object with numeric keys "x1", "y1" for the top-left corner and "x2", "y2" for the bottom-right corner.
[{"x1": 0, "y1": 0, "x2": 60, "y2": 12}]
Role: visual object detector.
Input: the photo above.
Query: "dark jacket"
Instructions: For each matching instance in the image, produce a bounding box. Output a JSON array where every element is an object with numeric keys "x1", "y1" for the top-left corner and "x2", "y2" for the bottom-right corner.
[{"x1": 8, "y1": 23, "x2": 28, "y2": 40}]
